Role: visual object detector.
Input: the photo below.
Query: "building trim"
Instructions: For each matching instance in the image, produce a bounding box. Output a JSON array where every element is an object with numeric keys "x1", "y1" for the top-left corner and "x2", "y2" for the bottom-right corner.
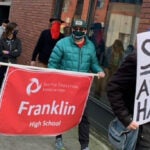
[{"x1": 0, "y1": 2, "x2": 11, "y2": 6}]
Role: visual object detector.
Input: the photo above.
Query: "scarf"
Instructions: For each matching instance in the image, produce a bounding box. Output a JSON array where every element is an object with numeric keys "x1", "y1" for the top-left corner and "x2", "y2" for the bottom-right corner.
[{"x1": 50, "y1": 22, "x2": 61, "y2": 39}]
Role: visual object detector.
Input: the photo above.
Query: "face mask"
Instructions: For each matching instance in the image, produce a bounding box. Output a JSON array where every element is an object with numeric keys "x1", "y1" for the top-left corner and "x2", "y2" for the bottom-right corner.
[
  {"x1": 50, "y1": 22, "x2": 61, "y2": 39},
  {"x1": 72, "y1": 30, "x2": 86, "y2": 41},
  {"x1": 13, "y1": 30, "x2": 19, "y2": 36}
]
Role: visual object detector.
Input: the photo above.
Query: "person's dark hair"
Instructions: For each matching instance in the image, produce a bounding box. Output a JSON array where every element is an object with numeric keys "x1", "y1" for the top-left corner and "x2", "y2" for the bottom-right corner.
[
  {"x1": 113, "y1": 40, "x2": 124, "y2": 50},
  {"x1": 91, "y1": 23, "x2": 102, "y2": 30},
  {"x1": 3, "y1": 22, "x2": 18, "y2": 39},
  {"x1": 112, "y1": 39, "x2": 124, "y2": 57},
  {"x1": 126, "y1": 44, "x2": 134, "y2": 53}
]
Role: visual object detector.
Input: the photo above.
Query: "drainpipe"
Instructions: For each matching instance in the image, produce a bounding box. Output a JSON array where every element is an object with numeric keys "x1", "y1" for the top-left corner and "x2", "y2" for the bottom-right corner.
[
  {"x1": 54, "y1": 0, "x2": 64, "y2": 18},
  {"x1": 86, "y1": 0, "x2": 97, "y2": 34}
]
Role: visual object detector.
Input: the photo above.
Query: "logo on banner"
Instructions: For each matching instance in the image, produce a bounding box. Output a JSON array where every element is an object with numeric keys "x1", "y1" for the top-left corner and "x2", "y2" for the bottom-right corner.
[{"x1": 26, "y1": 78, "x2": 42, "y2": 95}]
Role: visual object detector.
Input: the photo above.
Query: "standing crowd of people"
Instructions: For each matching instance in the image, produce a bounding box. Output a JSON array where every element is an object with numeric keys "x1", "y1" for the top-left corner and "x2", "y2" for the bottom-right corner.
[{"x1": 1, "y1": 15, "x2": 149, "y2": 150}]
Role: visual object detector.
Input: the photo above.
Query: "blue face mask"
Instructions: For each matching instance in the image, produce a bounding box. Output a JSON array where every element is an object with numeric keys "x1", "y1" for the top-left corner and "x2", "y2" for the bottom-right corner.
[
  {"x1": 72, "y1": 30, "x2": 86, "y2": 41},
  {"x1": 13, "y1": 30, "x2": 19, "y2": 36}
]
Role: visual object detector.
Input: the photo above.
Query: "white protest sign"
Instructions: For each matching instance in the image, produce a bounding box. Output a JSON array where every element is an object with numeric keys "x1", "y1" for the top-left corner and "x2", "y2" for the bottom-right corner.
[{"x1": 133, "y1": 32, "x2": 150, "y2": 125}]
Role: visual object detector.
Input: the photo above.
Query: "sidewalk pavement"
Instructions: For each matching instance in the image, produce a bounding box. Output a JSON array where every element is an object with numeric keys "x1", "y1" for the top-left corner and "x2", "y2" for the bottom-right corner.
[{"x1": 0, "y1": 127, "x2": 112, "y2": 150}]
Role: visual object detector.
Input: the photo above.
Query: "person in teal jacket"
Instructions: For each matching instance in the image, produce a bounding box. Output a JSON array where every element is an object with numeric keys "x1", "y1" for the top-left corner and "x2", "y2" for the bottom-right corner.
[{"x1": 48, "y1": 19, "x2": 105, "y2": 150}]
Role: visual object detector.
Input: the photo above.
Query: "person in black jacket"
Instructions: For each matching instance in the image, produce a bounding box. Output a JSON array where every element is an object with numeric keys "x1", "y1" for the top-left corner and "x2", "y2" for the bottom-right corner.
[
  {"x1": 107, "y1": 50, "x2": 150, "y2": 149},
  {"x1": 30, "y1": 18, "x2": 64, "y2": 67},
  {"x1": 89, "y1": 23, "x2": 105, "y2": 65},
  {"x1": 0, "y1": 22, "x2": 22, "y2": 88},
  {"x1": 30, "y1": 17, "x2": 65, "y2": 150}
]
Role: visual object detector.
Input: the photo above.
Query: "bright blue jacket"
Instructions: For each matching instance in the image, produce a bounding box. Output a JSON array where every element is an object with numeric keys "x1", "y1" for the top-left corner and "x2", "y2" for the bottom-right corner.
[{"x1": 48, "y1": 36, "x2": 103, "y2": 73}]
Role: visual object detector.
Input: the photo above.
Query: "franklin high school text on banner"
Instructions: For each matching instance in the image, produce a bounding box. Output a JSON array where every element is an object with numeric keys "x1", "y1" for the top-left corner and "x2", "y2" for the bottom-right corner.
[{"x1": 0, "y1": 66, "x2": 93, "y2": 135}]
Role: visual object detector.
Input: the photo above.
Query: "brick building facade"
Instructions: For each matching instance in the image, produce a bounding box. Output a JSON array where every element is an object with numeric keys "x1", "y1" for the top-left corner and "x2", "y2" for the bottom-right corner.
[
  {"x1": 7, "y1": 0, "x2": 109, "y2": 65},
  {"x1": 0, "y1": 0, "x2": 149, "y2": 65},
  {"x1": 5, "y1": 0, "x2": 148, "y2": 65},
  {"x1": 8, "y1": 0, "x2": 56, "y2": 65},
  {"x1": 138, "y1": 0, "x2": 150, "y2": 32}
]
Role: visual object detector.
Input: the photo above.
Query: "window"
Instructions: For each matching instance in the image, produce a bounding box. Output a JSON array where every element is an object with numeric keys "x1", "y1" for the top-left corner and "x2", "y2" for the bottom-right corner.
[
  {"x1": 97, "y1": 0, "x2": 105, "y2": 8},
  {"x1": 111, "y1": 0, "x2": 142, "y2": 4}
]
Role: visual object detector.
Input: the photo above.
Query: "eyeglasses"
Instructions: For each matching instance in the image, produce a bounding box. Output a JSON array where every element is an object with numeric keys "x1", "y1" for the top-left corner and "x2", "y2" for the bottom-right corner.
[{"x1": 72, "y1": 27, "x2": 86, "y2": 31}]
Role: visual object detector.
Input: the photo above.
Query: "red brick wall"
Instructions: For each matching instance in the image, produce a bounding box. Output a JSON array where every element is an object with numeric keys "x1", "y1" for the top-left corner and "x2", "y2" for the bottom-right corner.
[
  {"x1": 64, "y1": 0, "x2": 109, "y2": 26},
  {"x1": 61, "y1": 0, "x2": 78, "y2": 23},
  {"x1": 9, "y1": 0, "x2": 55, "y2": 65},
  {"x1": 61, "y1": 0, "x2": 91, "y2": 23},
  {"x1": 81, "y1": 0, "x2": 90, "y2": 20},
  {"x1": 138, "y1": 0, "x2": 150, "y2": 32},
  {"x1": 94, "y1": 0, "x2": 109, "y2": 23}
]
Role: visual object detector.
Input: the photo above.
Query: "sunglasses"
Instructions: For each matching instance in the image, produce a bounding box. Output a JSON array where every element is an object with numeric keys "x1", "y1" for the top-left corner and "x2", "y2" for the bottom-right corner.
[{"x1": 73, "y1": 27, "x2": 86, "y2": 31}]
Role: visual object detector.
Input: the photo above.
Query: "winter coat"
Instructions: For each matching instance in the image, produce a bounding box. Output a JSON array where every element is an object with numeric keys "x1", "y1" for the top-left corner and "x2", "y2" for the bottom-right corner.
[
  {"x1": 31, "y1": 29, "x2": 64, "y2": 64},
  {"x1": 107, "y1": 51, "x2": 136, "y2": 126},
  {"x1": 89, "y1": 30, "x2": 105, "y2": 65},
  {"x1": 107, "y1": 51, "x2": 150, "y2": 149},
  {"x1": 0, "y1": 37, "x2": 22, "y2": 63},
  {"x1": 48, "y1": 36, "x2": 103, "y2": 73}
]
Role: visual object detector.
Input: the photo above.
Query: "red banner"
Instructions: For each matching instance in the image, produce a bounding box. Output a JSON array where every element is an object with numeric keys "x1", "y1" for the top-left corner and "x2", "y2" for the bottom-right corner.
[{"x1": 0, "y1": 66, "x2": 93, "y2": 136}]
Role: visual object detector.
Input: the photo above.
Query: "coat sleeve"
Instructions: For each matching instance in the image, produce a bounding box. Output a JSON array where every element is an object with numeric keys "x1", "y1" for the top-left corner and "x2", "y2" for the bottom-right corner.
[
  {"x1": 0, "y1": 39, "x2": 3, "y2": 56},
  {"x1": 48, "y1": 41, "x2": 63, "y2": 69},
  {"x1": 107, "y1": 52, "x2": 137, "y2": 127},
  {"x1": 90, "y1": 52, "x2": 103, "y2": 73},
  {"x1": 9, "y1": 39, "x2": 22, "y2": 57},
  {"x1": 90, "y1": 45, "x2": 104, "y2": 73},
  {"x1": 31, "y1": 31, "x2": 44, "y2": 61}
]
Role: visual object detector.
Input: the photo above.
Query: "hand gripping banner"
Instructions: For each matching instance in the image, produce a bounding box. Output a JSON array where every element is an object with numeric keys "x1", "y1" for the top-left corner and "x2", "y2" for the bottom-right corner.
[{"x1": 0, "y1": 66, "x2": 93, "y2": 135}]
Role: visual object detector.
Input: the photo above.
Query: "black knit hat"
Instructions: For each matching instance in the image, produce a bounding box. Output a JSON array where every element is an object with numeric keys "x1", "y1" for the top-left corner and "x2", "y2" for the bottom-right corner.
[{"x1": 49, "y1": 17, "x2": 64, "y2": 23}]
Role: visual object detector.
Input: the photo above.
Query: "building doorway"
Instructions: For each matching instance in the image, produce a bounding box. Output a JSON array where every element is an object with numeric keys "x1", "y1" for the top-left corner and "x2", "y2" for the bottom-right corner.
[
  {"x1": 105, "y1": 3, "x2": 141, "y2": 49},
  {"x1": 0, "y1": 6, "x2": 10, "y2": 25}
]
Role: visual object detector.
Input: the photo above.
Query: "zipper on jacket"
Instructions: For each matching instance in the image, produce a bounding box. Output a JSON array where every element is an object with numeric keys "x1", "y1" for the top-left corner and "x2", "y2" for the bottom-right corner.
[{"x1": 78, "y1": 48, "x2": 82, "y2": 71}]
